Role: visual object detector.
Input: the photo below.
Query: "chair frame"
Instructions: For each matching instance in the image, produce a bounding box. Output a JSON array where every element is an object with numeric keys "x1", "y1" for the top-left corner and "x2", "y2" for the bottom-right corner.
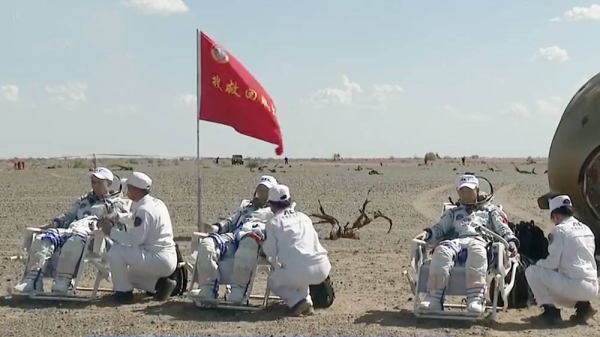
[
  {"x1": 403, "y1": 202, "x2": 519, "y2": 321},
  {"x1": 9, "y1": 227, "x2": 112, "y2": 302},
  {"x1": 186, "y1": 232, "x2": 280, "y2": 310}
]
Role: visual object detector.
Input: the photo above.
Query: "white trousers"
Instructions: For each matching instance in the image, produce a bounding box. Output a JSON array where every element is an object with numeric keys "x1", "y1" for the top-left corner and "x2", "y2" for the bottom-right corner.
[
  {"x1": 525, "y1": 265, "x2": 598, "y2": 308},
  {"x1": 268, "y1": 260, "x2": 331, "y2": 308},
  {"x1": 107, "y1": 244, "x2": 177, "y2": 292}
]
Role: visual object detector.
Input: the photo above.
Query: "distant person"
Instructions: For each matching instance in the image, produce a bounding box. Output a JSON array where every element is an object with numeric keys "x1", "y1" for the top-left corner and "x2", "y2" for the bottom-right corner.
[
  {"x1": 215, "y1": 157, "x2": 219, "y2": 165},
  {"x1": 21, "y1": 161, "x2": 25, "y2": 170},
  {"x1": 284, "y1": 157, "x2": 289, "y2": 165},
  {"x1": 525, "y1": 195, "x2": 598, "y2": 325},
  {"x1": 462, "y1": 156, "x2": 466, "y2": 166}
]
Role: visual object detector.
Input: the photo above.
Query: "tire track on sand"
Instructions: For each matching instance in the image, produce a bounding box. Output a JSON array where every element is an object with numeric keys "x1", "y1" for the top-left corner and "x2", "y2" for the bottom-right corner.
[
  {"x1": 494, "y1": 184, "x2": 544, "y2": 224},
  {"x1": 412, "y1": 184, "x2": 455, "y2": 223}
]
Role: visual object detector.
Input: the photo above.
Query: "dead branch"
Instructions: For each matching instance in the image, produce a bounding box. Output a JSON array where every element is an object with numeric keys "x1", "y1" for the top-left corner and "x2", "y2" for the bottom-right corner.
[
  {"x1": 309, "y1": 200, "x2": 340, "y2": 226},
  {"x1": 111, "y1": 164, "x2": 133, "y2": 171},
  {"x1": 367, "y1": 167, "x2": 383, "y2": 175},
  {"x1": 513, "y1": 164, "x2": 536, "y2": 175},
  {"x1": 309, "y1": 187, "x2": 393, "y2": 240},
  {"x1": 374, "y1": 210, "x2": 393, "y2": 234}
]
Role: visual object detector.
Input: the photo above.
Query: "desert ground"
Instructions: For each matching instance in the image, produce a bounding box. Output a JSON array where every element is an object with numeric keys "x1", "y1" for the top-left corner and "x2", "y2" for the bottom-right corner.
[{"x1": 0, "y1": 156, "x2": 596, "y2": 337}]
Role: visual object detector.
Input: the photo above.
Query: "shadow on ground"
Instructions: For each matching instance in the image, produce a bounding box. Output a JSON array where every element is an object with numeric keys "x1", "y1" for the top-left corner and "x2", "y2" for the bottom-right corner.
[
  {"x1": 354, "y1": 309, "x2": 580, "y2": 331},
  {"x1": 0, "y1": 292, "x2": 154, "y2": 309},
  {"x1": 139, "y1": 299, "x2": 287, "y2": 322}
]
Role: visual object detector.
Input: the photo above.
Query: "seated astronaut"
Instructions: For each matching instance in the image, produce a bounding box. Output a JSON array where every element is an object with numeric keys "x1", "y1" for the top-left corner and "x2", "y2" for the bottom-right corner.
[
  {"x1": 194, "y1": 175, "x2": 277, "y2": 304},
  {"x1": 413, "y1": 174, "x2": 519, "y2": 313},
  {"x1": 15, "y1": 167, "x2": 131, "y2": 294}
]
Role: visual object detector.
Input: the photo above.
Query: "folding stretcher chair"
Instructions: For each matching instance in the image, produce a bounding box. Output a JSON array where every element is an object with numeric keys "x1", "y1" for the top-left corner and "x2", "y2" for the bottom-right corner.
[
  {"x1": 9, "y1": 227, "x2": 113, "y2": 302},
  {"x1": 186, "y1": 232, "x2": 280, "y2": 310},
  {"x1": 403, "y1": 202, "x2": 519, "y2": 321}
]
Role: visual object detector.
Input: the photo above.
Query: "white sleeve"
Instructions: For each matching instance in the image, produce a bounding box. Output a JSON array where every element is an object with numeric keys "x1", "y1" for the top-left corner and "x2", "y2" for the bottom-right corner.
[
  {"x1": 536, "y1": 227, "x2": 563, "y2": 270},
  {"x1": 110, "y1": 207, "x2": 151, "y2": 247},
  {"x1": 262, "y1": 217, "x2": 278, "y2": 261}
]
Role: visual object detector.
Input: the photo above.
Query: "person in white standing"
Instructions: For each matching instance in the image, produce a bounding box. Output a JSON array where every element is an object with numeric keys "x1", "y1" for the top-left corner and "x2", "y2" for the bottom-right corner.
[
  {"x1": 262, "y1": 184, "x2": 331, "y2": 316},
  {"x1": 525, "y1": 195, "x2": 598, "y2": 325},
  {"x1": 98, "y1": 172, "x2": 178, "y2": 303}
]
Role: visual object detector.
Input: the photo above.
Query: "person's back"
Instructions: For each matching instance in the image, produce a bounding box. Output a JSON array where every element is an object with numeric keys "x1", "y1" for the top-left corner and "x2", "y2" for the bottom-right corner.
[
  {"x1": 557, "y1": 217, "x2": 597, "y2": 281},
  {"x1": 273, "y1": 209, "x2": 329, "y2": 269},
  {"x1": 136, "y1": 195, "x2": 175, "y2": 251}
]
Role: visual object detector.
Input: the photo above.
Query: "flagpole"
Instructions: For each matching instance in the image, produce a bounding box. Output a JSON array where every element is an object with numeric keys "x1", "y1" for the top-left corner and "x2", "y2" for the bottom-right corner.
[{"x1": 196, "y1": 29, "x2": 202, "y2": 229}]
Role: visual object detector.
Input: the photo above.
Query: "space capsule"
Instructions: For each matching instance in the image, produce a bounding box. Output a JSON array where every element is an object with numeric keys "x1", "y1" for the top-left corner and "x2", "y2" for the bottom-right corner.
[{"x1": 538, "y1": 71, "x2": 600, "y2": 250}]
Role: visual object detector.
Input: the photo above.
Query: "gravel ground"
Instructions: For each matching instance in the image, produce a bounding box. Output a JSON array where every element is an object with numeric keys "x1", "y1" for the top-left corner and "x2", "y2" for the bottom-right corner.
[{"x1": 0, "y1": 158, "x2": 597, "y2": 337}]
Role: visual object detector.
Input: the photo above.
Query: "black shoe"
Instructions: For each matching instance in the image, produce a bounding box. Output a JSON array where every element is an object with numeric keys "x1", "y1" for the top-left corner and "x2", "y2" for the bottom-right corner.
[
  {"x1": 153, "y1": 277, "x2": 176, "y2": 301},
  {"x1": 111, "y1": 291, "x2": 134, "y2": 304},
  {"x1": 287, "y1": 299, "x2": 312, "y2": 317},
  {"x1": 532, "y1": 305, "x2": 562, "y2": 325},
  {"x1": 570, "y1": 301, "x2": 597, "y2": 324}
]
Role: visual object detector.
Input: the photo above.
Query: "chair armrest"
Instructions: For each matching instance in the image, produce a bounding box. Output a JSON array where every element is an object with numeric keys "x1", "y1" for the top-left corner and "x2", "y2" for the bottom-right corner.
[
  {"x1": 190, "y1": 232, "x2": 210, "y2": 255},
  {"x1": 21, "y1": 227, "x2": 45, "y2": 251}
]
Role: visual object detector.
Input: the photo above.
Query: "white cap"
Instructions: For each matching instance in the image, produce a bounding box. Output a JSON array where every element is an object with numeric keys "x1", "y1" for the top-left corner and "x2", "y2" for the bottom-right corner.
[
  {"x1": 549, "y1": 195, "x2": 572, "y2": 213},
  {"x1": 258, "y1": 175, "x2": 277, "y2": 189},
  {"x1": 456, "y1": 174, "x2": 479, "y2": 190},
  {"x1": 127, "y1": 172, "x2": 152, "y2": 190},
  {"x1": 268, "y1": 184, "x2": 291, "y2": 203},
  {"x1": 91, "y1": 167, "x2": 114, "y2": 182}
]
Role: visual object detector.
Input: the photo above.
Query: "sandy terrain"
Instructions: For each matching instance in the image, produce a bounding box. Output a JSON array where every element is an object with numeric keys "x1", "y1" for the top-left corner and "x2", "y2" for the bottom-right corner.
[{"x1": 0, "y1": 157, "x2": 596, "y2": 337}]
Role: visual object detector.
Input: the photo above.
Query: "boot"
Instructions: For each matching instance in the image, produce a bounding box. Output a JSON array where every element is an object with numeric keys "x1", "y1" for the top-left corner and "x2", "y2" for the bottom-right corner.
[
  {"x1": 466, "y1": 287, "x2": 486, "y2": 314},
  {"x1": 227, "y1": 284, "x2": 246, "y2": 304},
  {"x1": 153, "y1": 277, "x2": 176, "y2": 301},
  {"x1": 196, "y1": 284, "x2": 218, "y2": 300},
  {"x1": 14, "y1": 271, "x2": 44, "y2": 293},
  {"x1": 288, "y1": 299, "x2": 312, "y2": 317},
  {"x1": 51, "y1": 275, "x2": 72, "y2": 294},
  {"x1": 419, "y1": 289, "x2": 443, "y2": 311},
  {"x1": 111, "y1": 291, "x2": 134, "y2": 304},
  {"x1": 570, "y1": 301, "x2": 597, "y2": 324},
  {"x1": 532, "y1": 304, "x2": 561, "y2": 325}
]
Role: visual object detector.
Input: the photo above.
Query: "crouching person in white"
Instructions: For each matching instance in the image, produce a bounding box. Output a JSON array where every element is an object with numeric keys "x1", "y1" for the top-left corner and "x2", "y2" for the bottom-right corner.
[
  {"x1": 16, "y1": 167, "x2": 129, "y2": 294},
  {"x1": 414, "y1": 174, "x2": 519, "y2": 313},
  {"x1": 194, "y1": 175, "x2": 277, "y2": 304},
  {"x1": 98, "y1": 172, "x2": 178, "y2": 304},
  {"x1": 525, "y1": 195, "x2": 598, "y2": 325},
  {"x1": 263, "y1": 184, "x2": 331, "y2": 317}
]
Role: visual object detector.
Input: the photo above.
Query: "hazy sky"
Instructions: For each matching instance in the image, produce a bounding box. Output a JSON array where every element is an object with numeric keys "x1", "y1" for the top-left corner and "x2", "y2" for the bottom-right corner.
[{"x1": 1, "y1": 1, "x2": 599, "y2": 159}]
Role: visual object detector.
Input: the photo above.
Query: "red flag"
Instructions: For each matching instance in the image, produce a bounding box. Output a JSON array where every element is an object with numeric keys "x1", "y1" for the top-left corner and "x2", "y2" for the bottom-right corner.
[{"x1": 198, "y1": 31, "x2": 284, "y2": 155}]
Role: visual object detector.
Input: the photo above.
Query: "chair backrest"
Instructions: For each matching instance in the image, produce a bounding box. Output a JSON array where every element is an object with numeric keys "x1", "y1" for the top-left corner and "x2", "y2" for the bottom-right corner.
[{"x1": 441, "y1": 202, "x2": 457, "y2": 216}]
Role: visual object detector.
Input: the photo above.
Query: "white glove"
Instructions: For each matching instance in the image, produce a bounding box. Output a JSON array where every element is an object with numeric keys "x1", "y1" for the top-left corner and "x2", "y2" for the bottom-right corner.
[
  {"x1": 198, "y1": 222, "x2": 219, "y2": 233},
  {"x1": 414, "y1": 231, "x2": 429, "y2": 241}
]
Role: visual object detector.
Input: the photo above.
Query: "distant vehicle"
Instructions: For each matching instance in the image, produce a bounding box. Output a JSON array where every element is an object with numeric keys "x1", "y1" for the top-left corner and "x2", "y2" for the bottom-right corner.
[{"x1": 231, "y1": 155, "x2": 244, "y2": 165}]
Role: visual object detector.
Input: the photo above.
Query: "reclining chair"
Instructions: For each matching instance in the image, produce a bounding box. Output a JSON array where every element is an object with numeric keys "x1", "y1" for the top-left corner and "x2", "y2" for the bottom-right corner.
[
  {"x1": 9, "y1": 176, "x2": 128, "y2": 302},
  {"x1": 403, "y1": 202, "x2": 519, "y2": 321},
  {"x1": 186, "y1": 232, "x2": 281, "y2": 310}
]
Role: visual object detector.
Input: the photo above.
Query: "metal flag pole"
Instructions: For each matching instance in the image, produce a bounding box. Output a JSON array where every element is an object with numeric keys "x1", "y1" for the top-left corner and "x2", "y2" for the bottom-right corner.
[{"x1": 196, "y1": 29, "x2": 203, "y2": 229}]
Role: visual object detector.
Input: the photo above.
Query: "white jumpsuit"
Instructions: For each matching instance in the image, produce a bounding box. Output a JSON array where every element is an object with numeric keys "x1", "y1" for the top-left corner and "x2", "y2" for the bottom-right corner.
[
  {"x1": 195, "y1": 199, "x2": 272, "y2": 302},
  {"x1": 107, "y1": 194, "x2": 178, "y2": 292},
  {"x1": 525, "y1": 216, "x2": 598, "y2": 307},
  {"x1": 16, "y1": 192, "x2": 130, "y2": 293},
  {"x1": 420, "y1": 203, "x2": 518, "y2": 310},
  {"x1": 262, "y1": 207, "x2": 331, "y2": 308}
]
